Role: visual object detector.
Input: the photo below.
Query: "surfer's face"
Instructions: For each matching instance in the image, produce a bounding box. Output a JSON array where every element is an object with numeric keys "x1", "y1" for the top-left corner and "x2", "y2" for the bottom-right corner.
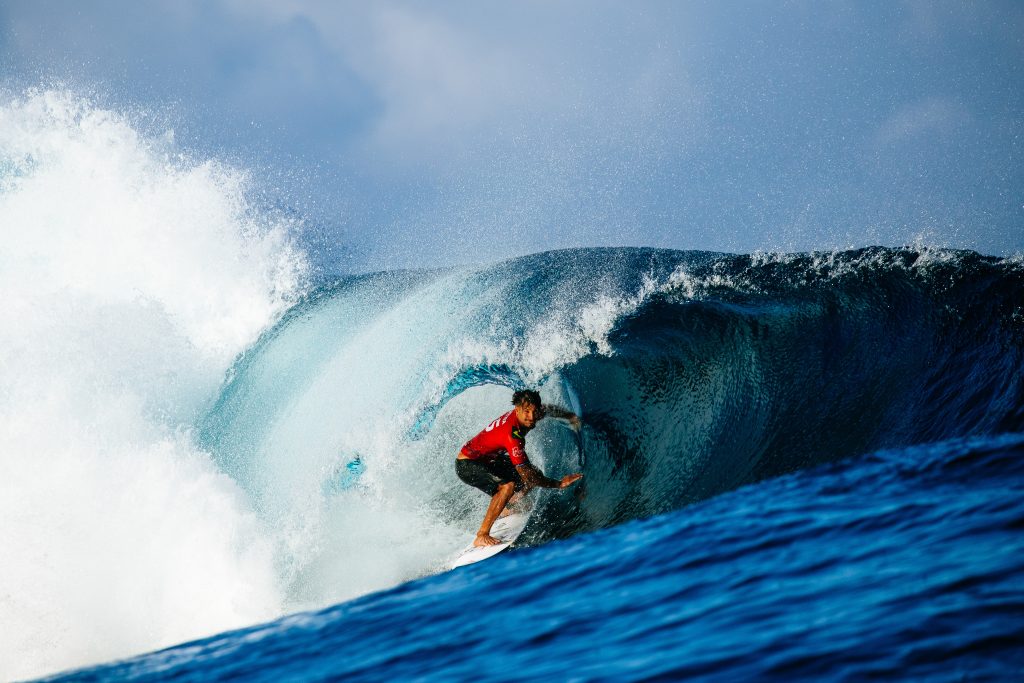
[{"x1": 515, "y1": 402, "x2": 542, "y2": 428}]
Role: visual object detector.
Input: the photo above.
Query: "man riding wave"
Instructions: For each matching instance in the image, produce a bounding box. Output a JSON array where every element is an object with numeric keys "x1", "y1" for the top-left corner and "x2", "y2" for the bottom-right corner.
[{"x1": 456, "y1": 389, "x2": 583, "y2": 547}]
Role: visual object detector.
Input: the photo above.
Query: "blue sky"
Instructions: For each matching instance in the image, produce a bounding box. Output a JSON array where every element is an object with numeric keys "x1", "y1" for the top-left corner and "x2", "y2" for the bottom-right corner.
[{"x1": 1, "y1": 1, "x2": 1021, "y2": 272}]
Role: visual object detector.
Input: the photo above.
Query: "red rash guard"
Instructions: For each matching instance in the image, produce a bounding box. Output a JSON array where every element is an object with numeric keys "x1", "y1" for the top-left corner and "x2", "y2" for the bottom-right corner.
[{"x1": 460, "y1": 410, "x2": 532, "y2": 466}]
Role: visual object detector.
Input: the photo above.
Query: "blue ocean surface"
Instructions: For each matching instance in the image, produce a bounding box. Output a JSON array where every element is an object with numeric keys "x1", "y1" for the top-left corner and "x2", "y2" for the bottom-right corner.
[
  {"x1": 43, "y1": 433, "x2": 1024, "y2": 681},
  {"x1": 33, "y1": 246, "x2": 1024, "y2": 681}
]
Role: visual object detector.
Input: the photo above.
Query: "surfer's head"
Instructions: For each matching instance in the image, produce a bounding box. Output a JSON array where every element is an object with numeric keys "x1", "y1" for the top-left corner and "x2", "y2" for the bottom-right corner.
[{"x1": 512, "y1": 389, "x2": 544, "y2": 428}]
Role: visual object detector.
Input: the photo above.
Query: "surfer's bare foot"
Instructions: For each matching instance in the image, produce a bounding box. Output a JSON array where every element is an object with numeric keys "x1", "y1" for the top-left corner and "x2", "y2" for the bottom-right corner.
[{"x1": 474, "y1": 533, "x2": 501, "y2": 547}]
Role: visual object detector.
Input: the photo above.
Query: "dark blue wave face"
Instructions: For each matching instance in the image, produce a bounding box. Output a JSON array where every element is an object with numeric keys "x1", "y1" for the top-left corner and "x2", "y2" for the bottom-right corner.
[{"x1": 549, "y1": 247, "x2": 1024, "y2": 533}]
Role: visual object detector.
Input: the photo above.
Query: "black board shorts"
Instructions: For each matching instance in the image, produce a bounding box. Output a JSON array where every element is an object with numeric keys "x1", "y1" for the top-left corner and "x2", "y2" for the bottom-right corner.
[{"x1": 456, "y1": 457, "x2": 524, "y2": 497}]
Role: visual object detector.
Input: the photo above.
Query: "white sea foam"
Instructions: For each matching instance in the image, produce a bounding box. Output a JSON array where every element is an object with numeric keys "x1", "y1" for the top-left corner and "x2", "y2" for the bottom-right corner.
[
  {"x1": 433, "y1": 269, "x2": 666, "y2": 393},
  {"x1": 0, "y1": 89, "x2": 308, "y2": 679}
]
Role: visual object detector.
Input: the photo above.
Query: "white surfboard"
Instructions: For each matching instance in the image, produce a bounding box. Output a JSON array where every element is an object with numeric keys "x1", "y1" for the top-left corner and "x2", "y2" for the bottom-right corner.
[{"x1": 450, "y1": 509, "x2": 531, "y2": 568}]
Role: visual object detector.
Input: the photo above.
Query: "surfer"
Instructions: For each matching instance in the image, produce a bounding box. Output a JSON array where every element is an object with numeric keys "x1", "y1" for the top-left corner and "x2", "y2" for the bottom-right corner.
[{"x1": 457, "y1": 389, "x2": 583, "y2": 547}]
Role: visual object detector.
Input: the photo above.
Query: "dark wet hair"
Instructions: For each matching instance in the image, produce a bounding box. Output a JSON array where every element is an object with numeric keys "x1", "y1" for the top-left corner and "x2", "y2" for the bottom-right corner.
[{"x1": 512, "y1": 389, "x2": 542, "y2": 407}]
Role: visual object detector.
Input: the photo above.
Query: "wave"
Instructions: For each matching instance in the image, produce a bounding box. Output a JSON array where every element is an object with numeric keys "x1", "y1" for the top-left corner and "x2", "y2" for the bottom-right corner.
[
  {"x1": 5, "y1": 88, "x2": 1022, "y2": 680},
  {"x1": 0, "y1": 89, "x2": 308, "y2": 680},
  {"x1": 556, "y1": 247, "x2": 1024, "y2": 530},
  {"x1": 198, "y1": 245, "x2": 1024, "y2": 609}
]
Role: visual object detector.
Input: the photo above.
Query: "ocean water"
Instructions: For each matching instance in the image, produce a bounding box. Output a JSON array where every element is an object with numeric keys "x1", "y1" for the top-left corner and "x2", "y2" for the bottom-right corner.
[
  {"x1": 40, "y1": 434, "x2": 1024, "y2": 681},
  {"x1": 4, "y1": 91, "x2": 1024, "y2": 681}
]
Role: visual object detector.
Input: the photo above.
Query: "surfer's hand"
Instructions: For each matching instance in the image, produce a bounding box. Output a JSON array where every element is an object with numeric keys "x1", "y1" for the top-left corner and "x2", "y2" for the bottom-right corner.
[
  {"x1": 568, "y1": 415, "x2": 581, "y2": 431},
  {"x1": 559, "y1": 473, "x2": 583, "y2": 488},
  {"x1": 474, "y1": 533, "x2": 502, "y2": 547}
]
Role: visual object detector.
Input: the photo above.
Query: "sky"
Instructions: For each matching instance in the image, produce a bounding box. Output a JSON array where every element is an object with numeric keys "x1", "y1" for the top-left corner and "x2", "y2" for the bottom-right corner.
[{"x1": 1, "y1": 0, "x2": 1021, "y2": 273}]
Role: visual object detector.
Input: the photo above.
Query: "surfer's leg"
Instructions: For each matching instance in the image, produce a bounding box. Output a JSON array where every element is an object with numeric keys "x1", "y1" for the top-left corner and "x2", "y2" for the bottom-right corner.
[
  {"x1": 499, "y1": 491, "x2": 522, "y2": 517},
  {"x1": 475, "y1": 481, "x2": 516, "y2": 547},
  {"x1": 501, "y1": 483, "x2": 532, "y2": 516},
  {"x1": 491, "y1": 459, "x2": 526, "y2": 517}
]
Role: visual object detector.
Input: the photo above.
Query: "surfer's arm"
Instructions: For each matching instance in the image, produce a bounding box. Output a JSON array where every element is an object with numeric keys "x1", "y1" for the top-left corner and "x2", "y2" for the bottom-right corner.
[
  {"x1": 516, "y1": 463, "x2": 582, "y2": 490},
  {"x1": 515, "y1": 463, "x2": 563, "y2": 489},
  {"x1": 542, "y1": 404, "x2": 581, "y2": 430}
]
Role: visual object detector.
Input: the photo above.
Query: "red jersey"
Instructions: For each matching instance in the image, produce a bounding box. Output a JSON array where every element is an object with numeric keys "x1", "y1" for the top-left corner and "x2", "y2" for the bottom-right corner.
[{"x1": 460, "y1": 409, "x2": 532, "y2": 466}]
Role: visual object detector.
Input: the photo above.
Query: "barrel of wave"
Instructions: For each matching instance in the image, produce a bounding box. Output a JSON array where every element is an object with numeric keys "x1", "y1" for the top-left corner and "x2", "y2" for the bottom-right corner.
[{"x1": 278, "y1": 377, "x2": 581, "y2": 608}]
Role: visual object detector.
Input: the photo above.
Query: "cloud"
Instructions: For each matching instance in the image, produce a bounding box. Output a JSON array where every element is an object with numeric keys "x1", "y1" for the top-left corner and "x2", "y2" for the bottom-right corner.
[
  {"x1": 357, "y1": 5, "x2": 527, "y2": 149},
  {"x1": 229, "y1": 1, "x2": 705, "y2": 168},
  {"x1": 871, "y1": 97, "x2": 970, "y2": 149},
  {"x1": 3, "y1": 1, "x2": 1020, "y2": 264},
  {"x1": 0, "y1": 0, "x2": 377, "y2": 155}
]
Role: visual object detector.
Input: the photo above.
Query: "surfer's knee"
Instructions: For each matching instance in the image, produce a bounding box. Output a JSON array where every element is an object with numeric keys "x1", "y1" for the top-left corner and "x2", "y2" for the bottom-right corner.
[{"x1": 498, "y1": 481, "x2": 515, "y2": 495}]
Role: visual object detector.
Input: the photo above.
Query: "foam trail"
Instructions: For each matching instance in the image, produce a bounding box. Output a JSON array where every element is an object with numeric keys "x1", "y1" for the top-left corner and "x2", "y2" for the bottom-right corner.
[{"x1": 0, "y1": 89, "x2": 308, "y2": 680}]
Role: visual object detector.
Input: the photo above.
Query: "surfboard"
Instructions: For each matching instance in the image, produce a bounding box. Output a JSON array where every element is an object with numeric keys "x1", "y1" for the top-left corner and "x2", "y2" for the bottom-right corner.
[{"x1": 450, "y1": 509, "x2": 531, "y2": 568}]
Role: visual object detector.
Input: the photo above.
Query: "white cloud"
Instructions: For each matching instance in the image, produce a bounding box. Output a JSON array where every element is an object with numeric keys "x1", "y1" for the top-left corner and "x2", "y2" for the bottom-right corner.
[
  {"x1": 227, "y1": 1, "x2": 704, "y2": 167},
  {"x1": 357, "y1": 5, "x2": 529, "y2": 152}
]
